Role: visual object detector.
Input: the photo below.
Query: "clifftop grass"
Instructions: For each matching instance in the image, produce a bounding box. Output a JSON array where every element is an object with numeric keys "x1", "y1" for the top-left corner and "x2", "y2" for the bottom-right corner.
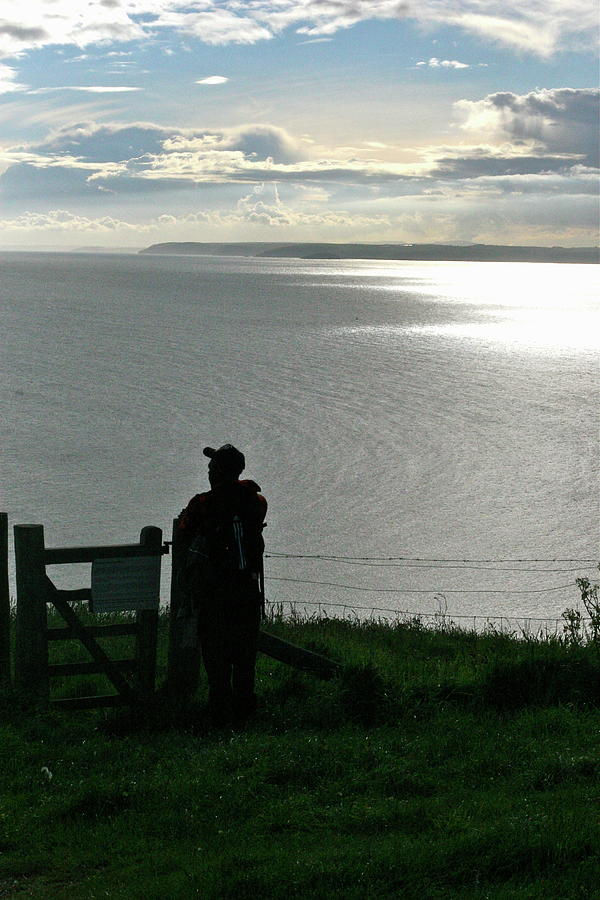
[{"x1": 1, "y1": 613, "x2": 599, "y2": 899}]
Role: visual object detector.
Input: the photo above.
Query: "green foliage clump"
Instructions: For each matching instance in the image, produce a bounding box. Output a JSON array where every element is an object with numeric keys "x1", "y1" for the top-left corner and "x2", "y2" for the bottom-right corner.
[{"x1": 562, "y1": 572, "x2": 600, "y2": 646}]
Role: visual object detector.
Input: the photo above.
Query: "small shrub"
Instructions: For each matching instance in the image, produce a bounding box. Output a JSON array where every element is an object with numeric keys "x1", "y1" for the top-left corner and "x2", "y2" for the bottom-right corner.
[
  {"x1": 561, "y1": 607, "x2": 584, "y2": 646},
  {"x1": 577, "y1": 574, "x2": 600, "y2": 644},
  {"x1": 562, "y1": 569, "x2": 600, "y2": 646}
]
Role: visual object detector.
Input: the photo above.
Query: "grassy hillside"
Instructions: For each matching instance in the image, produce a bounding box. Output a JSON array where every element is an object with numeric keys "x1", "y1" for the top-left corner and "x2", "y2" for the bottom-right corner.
[{"x1": 1, "y1": 611, "x2": 599, "y2": 898}]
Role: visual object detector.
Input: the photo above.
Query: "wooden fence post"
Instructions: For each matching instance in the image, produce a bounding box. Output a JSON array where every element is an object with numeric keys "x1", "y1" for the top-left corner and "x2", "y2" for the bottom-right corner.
[
  {"x1": 135, "y1": 526, "x2": 161, "y2": 695},
  {"x1": 166, "y1": 518, "x2": 201, "y2": 697},
  {"x1": 0, "y1": 514, "x2": 10, "y2": 685},
  {"x1": 14, "y1": 525, "x2": 49, "y2": 702}
]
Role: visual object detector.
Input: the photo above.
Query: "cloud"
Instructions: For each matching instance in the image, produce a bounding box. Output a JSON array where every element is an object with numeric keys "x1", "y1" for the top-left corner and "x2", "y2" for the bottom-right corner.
[
  {"x1": 162, "y1": 123, "x2": 308, "y2": 164},
  {"x1": 417, "y1": 57, "x2": 470, "y2": 68},
  {"x1": 3, "y1": 188, "x2": 595, "y2": 248},
  {"x1": 0, "y1": 209, "x2": 150, "y2": 232},
  {"x1": 28, "y1": 121, "x2": 172, "y2": 163},
  {"x1": 1, "y1": 92, "x2": 597, "y2": 248},
  {"x1": 0, "y1": 23, "x2": 47, "y2": 42},
  {"x1": 116, "y1": 149, "x2": 416, "y2": 186},
  {"x1": 432, "y1": 149, "x2": 588, "y2": 178},
  {"x1": 0, "y1": 0, "x2": 596, "y2": 61},
  {"x1": 0, "y1": 62, "x2": 25, "y2": 94},
  {"x1": 465, "y1": 169, "x2": 600, "y2": 195},
  {"x1": 28, "y1": 86, "x2": 143, "y2": 94},
  {"x1": 151, "y1": 8, "x2": 273, "y2": 46},
  {"x1": 0, "y1": 2, "x2": 144, "y2": 57},
  {"x1": 195, "y1": 75, "x2": 229, "y2": 84},
  {"x1": 455, "y1": 88, "x2": 600, "y2": 167},
  {"x1": 233, "y1": 185, "x2": 389, "y2": 228},
  {"x1": 448, "y1": 13, "x2": 555, "y2": 55},
  {"x1": 424, "y1": 0, "x2": 597, "y2": 56},
  {"x1": 269, "y1": 0, "x2": 409, "y2": 37},
  {"x1": 152, "y1": 184, "x2": 393, "y2": 231},
  {"x1": 4, "y1": 97, "x2": 596, "y2": 207},
  {"x1": 0, "y1": 190, "x2": 392, "y2": 238}
]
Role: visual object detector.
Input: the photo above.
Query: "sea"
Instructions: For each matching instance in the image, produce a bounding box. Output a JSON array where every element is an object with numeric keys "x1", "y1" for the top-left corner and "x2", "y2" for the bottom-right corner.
[{"x1": 1, "y1": 250, "x2": 599, "y2": 630}]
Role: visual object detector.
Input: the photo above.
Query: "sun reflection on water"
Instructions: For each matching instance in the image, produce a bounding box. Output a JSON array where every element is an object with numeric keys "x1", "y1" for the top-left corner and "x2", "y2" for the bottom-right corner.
[
  {"x1": 411, "y1": 307, "x2": 600, "y2": 351},
  {"x1": 407, "y1": 263, "x2": 599, "y2": 351},
  {"x1": 329, "y1": 262, "x2": 599, "y2": 352}
]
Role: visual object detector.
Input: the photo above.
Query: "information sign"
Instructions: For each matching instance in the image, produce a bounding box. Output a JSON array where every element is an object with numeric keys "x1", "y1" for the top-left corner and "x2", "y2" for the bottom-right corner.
[{"x1": 90, "y1": 556, "x2": 161, "y2": 613}]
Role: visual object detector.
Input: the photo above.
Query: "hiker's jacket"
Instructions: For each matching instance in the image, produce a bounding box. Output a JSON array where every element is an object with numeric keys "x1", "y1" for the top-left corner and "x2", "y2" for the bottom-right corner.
[{"x1": 179, "y1": 480, "x2": 267, "y2": 594}]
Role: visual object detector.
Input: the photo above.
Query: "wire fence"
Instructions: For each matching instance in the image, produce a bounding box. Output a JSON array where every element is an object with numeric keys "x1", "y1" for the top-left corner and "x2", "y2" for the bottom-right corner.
[
  {"x1": 266, "y1": 552, "x2": 599, "y2": 565},
  {"x1": 265, "y1": 574, "x2": 575, "y2": 594},
  {"x1": 264, "y1": 597, "x2": 588, "y2": 638},
  {"x1": 262, "y1": 550, "x2": 599, "y2": 635}
]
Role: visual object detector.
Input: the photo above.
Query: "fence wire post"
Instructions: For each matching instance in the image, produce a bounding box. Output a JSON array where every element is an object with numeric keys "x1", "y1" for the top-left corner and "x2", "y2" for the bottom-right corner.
[
  {"x1": 0, "y1": 514, "x2": 10, "y2": 685},
  {"x1": 166, "y1": 518, "x2": 201, "y2": 697},
  {"x1": 135, "y1": 526, "x2": 161, "y2": 696},
  {"x1": 14, "y1": 524, "x2": 49, "y2": 703}
]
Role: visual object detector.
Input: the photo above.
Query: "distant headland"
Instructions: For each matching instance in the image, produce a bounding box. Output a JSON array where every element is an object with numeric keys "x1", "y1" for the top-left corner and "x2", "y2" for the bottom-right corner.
[{"x1": 139, "y1": 242, "x2": 599, "y2": 264}]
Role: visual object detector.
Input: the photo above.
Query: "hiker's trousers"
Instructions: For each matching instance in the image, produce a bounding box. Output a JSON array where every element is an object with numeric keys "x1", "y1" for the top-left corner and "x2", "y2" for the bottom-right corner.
[{"x1": 196, "y1": 575, "x2": 262, "y2": 724}]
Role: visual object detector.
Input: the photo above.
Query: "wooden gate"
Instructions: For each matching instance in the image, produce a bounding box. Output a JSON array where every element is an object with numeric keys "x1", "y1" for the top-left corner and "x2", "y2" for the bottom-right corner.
[{"x1": 14, "y1": 524, "x2": 168, "y2": 710}]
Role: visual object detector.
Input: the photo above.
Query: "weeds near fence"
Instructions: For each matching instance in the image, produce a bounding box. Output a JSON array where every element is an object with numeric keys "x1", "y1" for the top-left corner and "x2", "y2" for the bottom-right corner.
[{"x1": 561, "y1": 567, "x2": 600, "y2": 646}]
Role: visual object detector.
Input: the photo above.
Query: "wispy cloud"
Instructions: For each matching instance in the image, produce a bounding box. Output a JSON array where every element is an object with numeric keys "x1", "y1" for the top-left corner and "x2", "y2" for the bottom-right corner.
[
  {"x1": 150, "y1": 7, "x2": 273, "y2": 46},
  {"x1": 0, "y1": 62, "x2": 25, "y2": 94},
  {"x1": 0, "y1": 0, "x2": 595, "y2": 60},
  {"x1": 195, "y1": 76, "x2": 229, "y2": 85},
  {"x1": 417, "y1": 57, "x2": 470, "y2": 68},
  {"x1": 28, "y1": 86, "x2": 143, "y2": 94}
]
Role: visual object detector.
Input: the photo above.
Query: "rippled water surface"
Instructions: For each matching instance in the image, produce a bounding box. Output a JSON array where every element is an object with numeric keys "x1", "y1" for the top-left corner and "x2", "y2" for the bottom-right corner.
[{"x1": 1, "y1": 252, "x2": 598, "y2": 623}]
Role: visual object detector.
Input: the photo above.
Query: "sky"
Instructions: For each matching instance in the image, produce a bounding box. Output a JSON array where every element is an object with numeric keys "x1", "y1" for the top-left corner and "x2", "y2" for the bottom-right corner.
[{"x1": 0, "y1": 0, "x2": 598, "y2": 249}]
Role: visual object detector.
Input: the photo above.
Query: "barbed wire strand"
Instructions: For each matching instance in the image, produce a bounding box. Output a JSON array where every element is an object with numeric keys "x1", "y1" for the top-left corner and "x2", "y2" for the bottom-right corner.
[
  {"x1": 265, "y1": 556, "x2": 589, "y2": 574},
  {"x1": 266, "y1": 552, "x2": 598, "y2": 565},
  {"x1": 265, "y1": 575, "x2": 575, "y2": 594}
]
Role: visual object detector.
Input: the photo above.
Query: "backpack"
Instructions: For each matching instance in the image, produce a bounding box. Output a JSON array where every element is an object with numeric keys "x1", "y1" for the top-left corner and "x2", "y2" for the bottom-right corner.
[{"x1": 185, "y1": 484, "x2": 265, "y2": 581}]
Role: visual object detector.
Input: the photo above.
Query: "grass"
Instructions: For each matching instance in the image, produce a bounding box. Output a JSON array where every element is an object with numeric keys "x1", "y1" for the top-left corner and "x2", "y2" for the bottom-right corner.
[{"x1": 1, "y1": 609, "x2": 599, "y2": 898}]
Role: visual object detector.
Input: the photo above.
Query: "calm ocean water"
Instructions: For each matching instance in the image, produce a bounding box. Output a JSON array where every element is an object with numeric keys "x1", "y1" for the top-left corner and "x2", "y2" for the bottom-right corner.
[{"x1": 1, "y1": 251, "x2": 598, "y2": 625}]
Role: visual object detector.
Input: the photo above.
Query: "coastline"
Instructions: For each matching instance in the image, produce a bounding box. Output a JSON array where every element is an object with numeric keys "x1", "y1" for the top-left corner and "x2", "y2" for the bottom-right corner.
[{"x1": 139, "y1": 241, "x2": 600, "y2": 264}]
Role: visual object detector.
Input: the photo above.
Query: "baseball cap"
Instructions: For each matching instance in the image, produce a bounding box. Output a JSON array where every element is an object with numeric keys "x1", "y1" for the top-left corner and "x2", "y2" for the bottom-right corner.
[{"x1": 203, "y1": 443, "x2": 245, "y2": 476}]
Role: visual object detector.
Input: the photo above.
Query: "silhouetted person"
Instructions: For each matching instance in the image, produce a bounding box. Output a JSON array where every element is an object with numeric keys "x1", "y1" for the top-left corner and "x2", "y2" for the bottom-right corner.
[{"x1": 179, "y1": 444, "x2": 267, "y2": 727}]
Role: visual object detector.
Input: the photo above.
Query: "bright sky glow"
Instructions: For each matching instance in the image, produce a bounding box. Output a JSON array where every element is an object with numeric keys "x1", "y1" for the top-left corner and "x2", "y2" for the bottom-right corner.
[{"x1": 0, "y1": 0, "x2": 598, "y2": 248}]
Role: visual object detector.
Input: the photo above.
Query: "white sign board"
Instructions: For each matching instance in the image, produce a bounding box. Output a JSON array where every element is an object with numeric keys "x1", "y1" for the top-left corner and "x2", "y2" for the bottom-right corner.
[{"x1": 91, "y1": 556, "x2": 161, "y2": 613}]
